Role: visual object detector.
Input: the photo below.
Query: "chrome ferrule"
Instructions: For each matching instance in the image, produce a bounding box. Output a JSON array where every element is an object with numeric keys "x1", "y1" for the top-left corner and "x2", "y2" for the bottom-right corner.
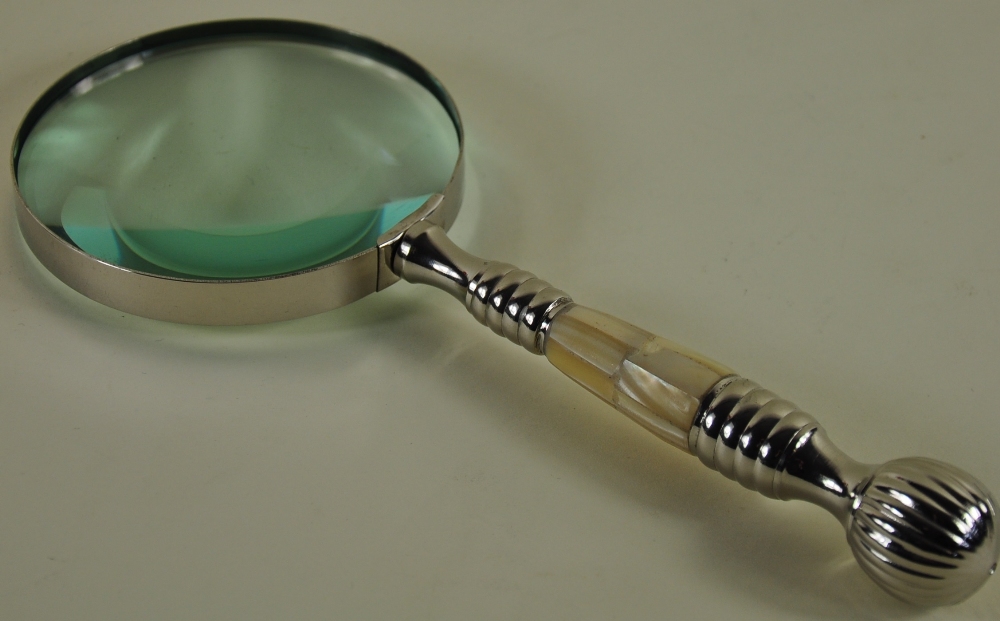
[
  {"x1": 391, "y1": 221, "x2": 572, "y2": 354},
  {"x1": 689, "y1": 376, "x2": 874, "y2": 520}
]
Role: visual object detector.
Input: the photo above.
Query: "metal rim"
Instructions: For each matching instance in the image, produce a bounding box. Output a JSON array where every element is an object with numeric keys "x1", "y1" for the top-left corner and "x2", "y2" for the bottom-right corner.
[{"x1": 10, "y1": 18, "x2": 465, "y2": 325}]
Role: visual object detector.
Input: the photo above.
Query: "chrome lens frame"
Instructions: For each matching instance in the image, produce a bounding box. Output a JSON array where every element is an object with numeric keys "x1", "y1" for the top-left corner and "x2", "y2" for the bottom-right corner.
[{"x1": 11, "y1": 18, "x2": 465, "y2": 324}]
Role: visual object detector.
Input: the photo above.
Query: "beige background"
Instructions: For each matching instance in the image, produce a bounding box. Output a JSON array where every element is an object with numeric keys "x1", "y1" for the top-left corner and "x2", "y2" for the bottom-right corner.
[{"x1": 2, "y1": 2, "x2": 999, "y2": 619}]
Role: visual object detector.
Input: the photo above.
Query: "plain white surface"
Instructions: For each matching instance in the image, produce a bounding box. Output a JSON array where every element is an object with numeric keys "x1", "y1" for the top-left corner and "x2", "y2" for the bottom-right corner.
[{"x1": 2, "y1": 2, "x2": 999, "y2": 619}]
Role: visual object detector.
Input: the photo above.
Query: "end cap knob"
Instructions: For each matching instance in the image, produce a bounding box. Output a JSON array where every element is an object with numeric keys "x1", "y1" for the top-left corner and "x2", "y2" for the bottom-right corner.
[{"x1": 847, "y1": 457, "x2": 999, "y2": 606}]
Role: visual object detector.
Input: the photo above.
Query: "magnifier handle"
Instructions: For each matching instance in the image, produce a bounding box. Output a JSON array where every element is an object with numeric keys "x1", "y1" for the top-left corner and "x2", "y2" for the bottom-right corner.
[{"x1": 392, "y1": 220, "x2": 999, "y2": 606}]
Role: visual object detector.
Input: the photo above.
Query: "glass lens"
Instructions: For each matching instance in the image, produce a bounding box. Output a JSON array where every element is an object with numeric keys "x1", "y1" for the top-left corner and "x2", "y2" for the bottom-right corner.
[{"x1": 16, "y1": 39, "x2": 460, "y2": 278}]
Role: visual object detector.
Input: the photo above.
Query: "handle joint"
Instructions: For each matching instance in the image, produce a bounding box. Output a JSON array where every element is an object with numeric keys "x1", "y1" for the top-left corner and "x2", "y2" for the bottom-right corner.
[{"x1": 392, "y1": 221, "x2": 573, "y2": 354}]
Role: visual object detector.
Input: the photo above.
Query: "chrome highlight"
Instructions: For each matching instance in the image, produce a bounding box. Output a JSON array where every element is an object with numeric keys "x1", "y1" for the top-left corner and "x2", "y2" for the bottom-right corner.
[
  {"x1": 391, "y1": 221, "x2": 571, "y2": 354},
  {"x1": 849, "y1": 458, "x2": 1000, "y2": 606},
  {"x1": 690, "y1": 376, "x2": 1000, "y2": 606}
]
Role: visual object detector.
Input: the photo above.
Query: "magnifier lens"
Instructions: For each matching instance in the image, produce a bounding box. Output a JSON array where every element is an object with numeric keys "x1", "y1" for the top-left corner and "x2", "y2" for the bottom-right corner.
[{"x1": 16, "y1": 39, "x2": 460, "y2": 278}]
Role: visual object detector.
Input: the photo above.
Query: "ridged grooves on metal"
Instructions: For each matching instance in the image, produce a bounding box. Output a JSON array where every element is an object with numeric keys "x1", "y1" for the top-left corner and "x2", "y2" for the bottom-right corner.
[
  {"x1": 690, "y1": 376, "x2": 819, "y2": 498},
  {"x1": 463, "y1": 262, "x2": 571, "y2": 354},
  {"x1": 848, "y1": 458, "x2": 1000, "y2": 606},
  {"x1": 691, "y1": 375, "x2": 1000, "y2": 605}
]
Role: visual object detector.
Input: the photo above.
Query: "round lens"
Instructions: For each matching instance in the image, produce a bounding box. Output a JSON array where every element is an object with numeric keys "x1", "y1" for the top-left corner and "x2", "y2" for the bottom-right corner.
[{"x1": 16, "y1": 38, "x2": 460, "y2": 279}]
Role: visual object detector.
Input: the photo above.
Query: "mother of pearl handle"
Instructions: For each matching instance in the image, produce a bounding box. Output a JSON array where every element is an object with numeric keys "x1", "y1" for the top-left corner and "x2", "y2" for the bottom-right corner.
[{"x1": 392, "y1": 220, "x2": 999, "y2": 606}]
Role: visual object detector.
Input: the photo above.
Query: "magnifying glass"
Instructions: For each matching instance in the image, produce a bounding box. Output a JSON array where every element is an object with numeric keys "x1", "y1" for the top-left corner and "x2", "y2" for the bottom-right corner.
[{"x1": 11, "y1": 19, "x2": 999, "y2": 606}]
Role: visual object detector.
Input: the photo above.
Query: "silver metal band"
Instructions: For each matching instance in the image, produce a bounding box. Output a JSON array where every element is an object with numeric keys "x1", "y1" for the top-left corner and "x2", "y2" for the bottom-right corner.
[
  {"x1": 690, "y1": 376, "x2": 872, "y2": 514},
  {"x1": 391, "y1": 221, "x2": 572, "y2": 354}
]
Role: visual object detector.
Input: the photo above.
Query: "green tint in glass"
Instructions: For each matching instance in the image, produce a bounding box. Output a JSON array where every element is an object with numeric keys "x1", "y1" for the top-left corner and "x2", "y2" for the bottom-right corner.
[{"x1": 17, "y1": 40, "x2": 460, "y2": 278}]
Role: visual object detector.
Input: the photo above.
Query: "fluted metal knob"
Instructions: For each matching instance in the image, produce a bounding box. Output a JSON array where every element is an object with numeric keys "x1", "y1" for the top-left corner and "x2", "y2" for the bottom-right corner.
[
  {"x1": 691, "y1": 376, "x2": 999, "y2": 606},
  {"x1": 848, "y1": 458, "x2": 999, "y2": 606}
]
